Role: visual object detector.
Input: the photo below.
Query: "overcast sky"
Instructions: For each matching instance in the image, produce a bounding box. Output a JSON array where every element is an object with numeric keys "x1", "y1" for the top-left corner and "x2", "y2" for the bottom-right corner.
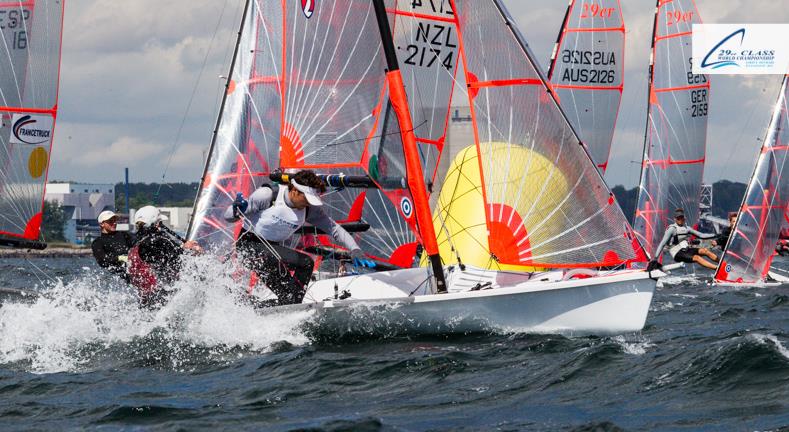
[{"x1": 48, "y1": 0, "x2": 789, "y2": 189}]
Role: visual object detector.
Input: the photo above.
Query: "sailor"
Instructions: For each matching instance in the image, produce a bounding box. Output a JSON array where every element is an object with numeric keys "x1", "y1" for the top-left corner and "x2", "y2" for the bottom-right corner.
[
  {"x1": 91, "y1": 210, "x2": 134, "y2": 281},
  {"x1": 711, "y1": 212, "x2": 737, "y2": 248},
  {"x1": 225, "y1": 169, "x2": 375, "y2": 305},
  {"x1": 128, "y1": 206, "x2": 202, "y2": 307},
  {"x1": 652, "y1": 209, "x2": 718, "y2": 269}
]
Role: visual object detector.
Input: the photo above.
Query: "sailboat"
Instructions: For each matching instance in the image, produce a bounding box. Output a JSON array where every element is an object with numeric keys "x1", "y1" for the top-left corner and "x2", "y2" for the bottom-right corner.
[
  {"x1": 713, "y1": 75, "x2": 789, "y2": 287},
  {"x1": 547, "y1": 0, "x2": 625, "y2": 174},
  {"x1": 633, "y1": 0, "x2": 710, "y2": 259},
  {"x1": 0, "y1": 0, "x2": 65, "y2": 250},
  {"x1": 188, "y1": 0, "x2": 663, "y2": 336}
]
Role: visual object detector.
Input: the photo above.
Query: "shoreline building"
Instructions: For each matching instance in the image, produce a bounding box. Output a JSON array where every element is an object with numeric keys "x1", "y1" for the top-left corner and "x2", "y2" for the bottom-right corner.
[{"x1": 45, "y1": 182, "x2": 115, "y2": 244}]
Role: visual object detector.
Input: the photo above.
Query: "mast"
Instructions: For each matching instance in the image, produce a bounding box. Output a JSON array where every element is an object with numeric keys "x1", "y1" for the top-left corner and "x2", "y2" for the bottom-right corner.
[
  {"x1": 187, "y1": 0, "x2": 252, "y2": 239},
  {"x1": 546, "y1": 0, "x2": 574, "y2": 80},
  {"x1": 372, "y1": 0, "x2": 447, "y2": 293},
  {"x1": 633, "y1": 0, "x2": 661, "y2": 258}
]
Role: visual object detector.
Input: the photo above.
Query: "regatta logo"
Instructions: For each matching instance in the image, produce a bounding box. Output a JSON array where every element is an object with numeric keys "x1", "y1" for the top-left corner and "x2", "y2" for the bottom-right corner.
[
  {"x1": 400, "y1": 197, "x2": 413, "y2": 219},
  {"x1": 301, "y1": 0, "x2": 315, "y2": 19},
  {"x1": 10, "y1": 114, "x2": 53, "y2": 145},
  {"x1": 693, "y1": 24, "x2": 789, "y2": 75}
]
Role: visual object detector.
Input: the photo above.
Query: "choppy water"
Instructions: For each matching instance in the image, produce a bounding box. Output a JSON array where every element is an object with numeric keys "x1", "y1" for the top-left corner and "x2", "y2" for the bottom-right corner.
[{"x1": 0, "y1": 255, "x2": 787, "y2": 431}]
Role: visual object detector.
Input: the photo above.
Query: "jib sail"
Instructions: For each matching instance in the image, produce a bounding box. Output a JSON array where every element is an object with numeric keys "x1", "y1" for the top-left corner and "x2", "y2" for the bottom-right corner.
[{"x1": 715, "y1": 76, "x2": 789, "y2": 284}]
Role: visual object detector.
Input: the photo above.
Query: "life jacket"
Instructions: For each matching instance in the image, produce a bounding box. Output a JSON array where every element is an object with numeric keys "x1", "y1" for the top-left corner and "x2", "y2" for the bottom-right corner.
[
  {"x1": 128, "y1": 243, "x2": 158, "y2": 303},
  {"x1": 667, "y1": 223, "x2": 692, "y2": 257},
  {"x1": 251, "y1": 184, "x2": 313, "y2": 243}
]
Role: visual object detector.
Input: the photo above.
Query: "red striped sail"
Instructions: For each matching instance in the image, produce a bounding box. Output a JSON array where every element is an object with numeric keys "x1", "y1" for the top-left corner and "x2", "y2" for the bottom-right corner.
[
  {"x1": 715, "y1": 76, "x2": 789, "y2": 284},
  {"x1": 443, "y1": 0, "x2": 646, "y2": 268},
  {"x1": 0, "y1": 1, "x2": 64, "y2": 242},
  {"x1": 633, "y1": 0, "x2": 710, "y2": 258},
  {"x1": 547, "y1": 0, "x2": 625, "y2": 173},
  {"x1": 188, "y1": 0, "x2": 454, "y2": 269}
]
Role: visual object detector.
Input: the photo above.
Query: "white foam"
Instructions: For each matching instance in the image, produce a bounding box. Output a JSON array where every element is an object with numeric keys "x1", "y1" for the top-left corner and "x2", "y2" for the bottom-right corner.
[
  {"x1": 611, "y1": 335, "x2": 653, "y2": 355},
  {"x1": 748, "y1": 333, "x2": 789, "y2": 360},
  {"x1": 0, "y1": 255, "x2": 314, "y2": 374}
]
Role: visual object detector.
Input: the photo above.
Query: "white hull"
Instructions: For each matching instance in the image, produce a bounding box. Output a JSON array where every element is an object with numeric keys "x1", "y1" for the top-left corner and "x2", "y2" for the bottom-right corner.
[{"x1": 259, "y1": 267, "x2": 658, "y2": 337}]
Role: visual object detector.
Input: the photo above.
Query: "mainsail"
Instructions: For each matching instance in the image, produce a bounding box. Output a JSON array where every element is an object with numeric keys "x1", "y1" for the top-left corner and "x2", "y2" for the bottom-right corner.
[
  {"x1": 0, "y1": 1, "x2": 64, "y2": 246},
  {"x1": 633, "y1": 0, "x2": 709, "y2": 257},
  {"x1": 714, "y1": 76, "x2": 789, "y2": 284},
  {"x1": 547, "y1": 0, "x2": 625, "y2": 173},
  {"x1": 429, "y1": 0, "x2": 647, "y2": 269},
  {"x1": 187, "y1": 0, "x2": 454, "y2": 272}
]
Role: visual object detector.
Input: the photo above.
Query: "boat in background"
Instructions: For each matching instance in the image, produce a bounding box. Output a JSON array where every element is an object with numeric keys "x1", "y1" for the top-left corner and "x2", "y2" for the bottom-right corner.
[
  {"x1": 0, "y1": 0, "x2": 65, "y2": 250},
  {"x1": 633, "y1": 0, "x2": 710, "y2": 259},
  {"x1": 714, "y1": 75, "x2": 789, "y2": 287},
  {"x1": 187, "y1": 0, "x2": 662, "y2": 337},
  {"x1": 547, "y1": 0, "x2": 625, "y2": 174}
]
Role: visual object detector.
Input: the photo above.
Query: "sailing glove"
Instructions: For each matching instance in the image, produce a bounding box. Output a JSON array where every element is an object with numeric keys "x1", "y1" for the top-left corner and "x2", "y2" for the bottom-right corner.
[
  {"x1": 232, "y1": 192, "x2": 248, "y2": 217},
  {"x1": 350, "y1": 249, "x2": 376, "y2": 269}
]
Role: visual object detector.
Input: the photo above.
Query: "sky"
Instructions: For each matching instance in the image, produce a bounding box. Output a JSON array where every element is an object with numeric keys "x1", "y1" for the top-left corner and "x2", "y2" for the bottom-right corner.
[{"x1": 48, "y1": 0, "x2": 789, "y2": 189}]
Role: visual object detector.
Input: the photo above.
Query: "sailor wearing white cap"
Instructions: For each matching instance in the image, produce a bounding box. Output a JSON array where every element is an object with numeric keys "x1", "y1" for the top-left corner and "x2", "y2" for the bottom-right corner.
[
  {"x1": 225, "y1": 170, "x2": 375, "y2": 305},
  {"x1": 91, "y1": 210, "x2": 134, "y2": 280}
]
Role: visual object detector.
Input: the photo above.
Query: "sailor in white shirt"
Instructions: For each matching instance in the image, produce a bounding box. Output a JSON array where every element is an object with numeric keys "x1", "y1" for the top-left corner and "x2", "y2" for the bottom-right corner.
[
  {"x1": 652, "y1": 209, "x2": 718, "y2": 270},
  {"x1": 224, "y1": 170, "x2": 375, "y2": 304}
]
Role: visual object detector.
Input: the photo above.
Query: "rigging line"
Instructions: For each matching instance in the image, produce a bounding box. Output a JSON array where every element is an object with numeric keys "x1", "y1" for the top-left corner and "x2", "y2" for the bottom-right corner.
[
  {"x1": 155, "y1": 0, "x2": 231, "y2": 200},
  {"x1": 317, "y1": 119, "x2": 428, "y2": 148}
]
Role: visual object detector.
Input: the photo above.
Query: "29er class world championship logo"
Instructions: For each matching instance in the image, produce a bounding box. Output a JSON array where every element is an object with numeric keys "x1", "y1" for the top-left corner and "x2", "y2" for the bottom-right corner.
[{"x1": 692, "y1": 24, "x2": 789, "y2": 75}]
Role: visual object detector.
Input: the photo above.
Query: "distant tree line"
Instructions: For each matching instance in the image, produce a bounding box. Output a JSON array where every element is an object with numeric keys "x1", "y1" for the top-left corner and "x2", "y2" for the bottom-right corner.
[
  {"x1": 113, "y1": 182, "x2": 199, "y2": 211},
  {"x1": 613, "y1": 180, "x2": 748, "y2": 224}
]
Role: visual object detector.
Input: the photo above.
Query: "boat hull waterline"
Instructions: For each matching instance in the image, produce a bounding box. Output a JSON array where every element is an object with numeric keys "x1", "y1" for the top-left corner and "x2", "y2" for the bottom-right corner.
[{"x1": 257, "y1": 267, "x2": 660, "y2": 337}]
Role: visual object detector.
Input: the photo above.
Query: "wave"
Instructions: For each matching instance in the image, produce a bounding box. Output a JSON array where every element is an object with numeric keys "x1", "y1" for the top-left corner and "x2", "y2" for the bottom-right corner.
[{"x1": 0, "y1": 255, "x2": 314, "y2": 374}]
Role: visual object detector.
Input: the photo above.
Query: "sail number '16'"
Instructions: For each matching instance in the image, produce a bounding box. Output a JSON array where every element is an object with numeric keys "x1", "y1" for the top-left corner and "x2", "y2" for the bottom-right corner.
[
  {"x1": 0, "y1": 8, "x2": 30, "y2": 50},
  {"x1": 580, "y1": 2, "x2": 616, "y2": 19}
]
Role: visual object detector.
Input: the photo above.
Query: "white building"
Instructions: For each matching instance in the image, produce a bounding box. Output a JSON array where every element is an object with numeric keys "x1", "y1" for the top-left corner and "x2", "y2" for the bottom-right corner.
[{"x1": 45, "y1": 182, "x2": 116, "y2": 244}]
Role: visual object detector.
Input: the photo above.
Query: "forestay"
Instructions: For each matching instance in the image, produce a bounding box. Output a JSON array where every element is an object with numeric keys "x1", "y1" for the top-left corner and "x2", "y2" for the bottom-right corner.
[
  {"x1": 0, "y1": 1, "x2": 64, "y2": 242},
  {"x1": 188, "y1": 0, "x2": 454, "y2": 269},
  {"x1": 633, "y1": 0, "x2": 709, "y2": 257},
  {"x1": 715, "y1": 76, "x2": 789, "y2": 284},
  {"x1": 547, "y1": 0, "x2": 625, "y2": 173},
  {"x1": 436, "y1": 0, "x2": 646, "y2": 268}
]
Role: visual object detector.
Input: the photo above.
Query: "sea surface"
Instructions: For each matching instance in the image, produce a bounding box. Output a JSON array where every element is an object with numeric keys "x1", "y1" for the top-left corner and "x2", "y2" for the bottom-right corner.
[{"x1": 0, "y1": 255, "x2": 787, "y2": 431}]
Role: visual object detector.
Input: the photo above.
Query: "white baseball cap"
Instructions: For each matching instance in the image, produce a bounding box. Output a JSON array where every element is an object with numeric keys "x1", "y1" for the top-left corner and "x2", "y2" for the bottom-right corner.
[
  {"x1": 291, "y1": 179, "x2": 323, "y2": 206},
  {"x1": 134, "y1": 205, "x2": 169, "y2": 227},
  {"x1": 97, "y1": 210, "x2": 118, "y2": 224}
]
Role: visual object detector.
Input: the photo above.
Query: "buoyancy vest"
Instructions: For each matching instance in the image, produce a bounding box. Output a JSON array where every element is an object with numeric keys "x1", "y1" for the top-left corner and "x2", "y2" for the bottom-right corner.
[
  {"x1": 667, "y1": 223, "x2": 691, "y2": 258},
  {"x1": 128, "y1": 243, "x2": 158, "y2": 302},
  {"x1": 253, "y1": 186, "x2": 311, "y2": 243}
]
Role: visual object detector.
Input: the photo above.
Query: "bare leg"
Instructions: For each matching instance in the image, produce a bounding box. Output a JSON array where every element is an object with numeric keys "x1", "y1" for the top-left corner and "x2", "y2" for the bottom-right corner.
[
  {"x1": 698, "y1": 247, "x2": 718, "y2": 262},
  {"x1": 693, "y1": 255, "x2": 717, "y2": 269}
]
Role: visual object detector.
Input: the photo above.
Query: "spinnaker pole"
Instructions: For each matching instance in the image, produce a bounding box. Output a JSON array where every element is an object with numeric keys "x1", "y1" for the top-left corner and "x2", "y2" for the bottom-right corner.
[
  {"x1": 186, "y1": 0, "x2": 252, "y2": 239},
  {"x1": 372, "y1": 0, "x2": 447, "y2": 293}
]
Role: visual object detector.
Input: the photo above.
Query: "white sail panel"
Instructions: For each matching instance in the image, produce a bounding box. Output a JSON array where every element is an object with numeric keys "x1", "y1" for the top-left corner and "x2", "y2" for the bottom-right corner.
[
  {"x1": 633, "y1": 0, "x2": 709, "y2": 257},
  {"x1": 0, "y1": 1, "x2": 64, "y2": 241},
  {"x1": 548, "y1": 0, "x2": 625, "y2": 173},
  {"x1": 715, "y1": 76, "x2": 789, "y2": 284}
]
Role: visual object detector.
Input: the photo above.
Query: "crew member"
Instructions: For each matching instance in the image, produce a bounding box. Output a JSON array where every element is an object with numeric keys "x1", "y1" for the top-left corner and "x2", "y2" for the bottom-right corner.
[
  {"x1": 91, "y1": 210, "x2": 134, "y2": 280},
  {"x1": 129, "y1": 206, "x2": 202, "y2": 307},
  {"x1": 711, "y1": 212, "x2": 737, "y2": 248},
  {"x1": 225, "y1": 170, "x2": 375, "y2": 305},
  {"x1": 652, "y1": 209, "x2": 719, "y2": 269}
]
